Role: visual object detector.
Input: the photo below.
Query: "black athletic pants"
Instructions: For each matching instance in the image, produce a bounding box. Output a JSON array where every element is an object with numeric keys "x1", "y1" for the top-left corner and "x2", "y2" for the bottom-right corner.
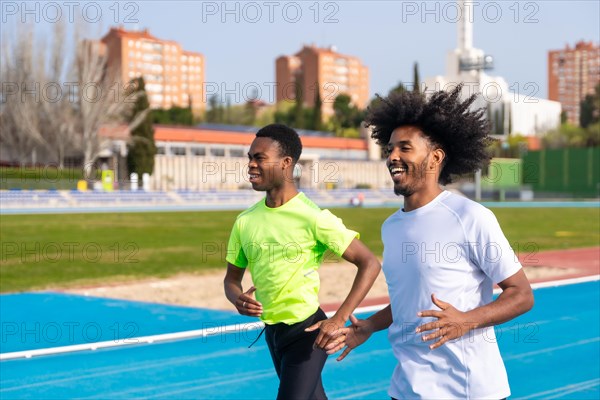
[{"x1": 265, "y1": 308, "x2": 328, "y2": 400}]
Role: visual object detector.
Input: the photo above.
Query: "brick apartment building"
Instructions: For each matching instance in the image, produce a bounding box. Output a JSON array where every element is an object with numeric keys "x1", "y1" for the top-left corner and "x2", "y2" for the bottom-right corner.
[
  {"x1": 276, "y1": 45, "x2": 369, "y2": 119},
  {"x1": 548, "y1": 41, "x2": 600, "y2": 125},
  {"x1": 97, "y1": 27, "x2": 205, "y2": 117}
]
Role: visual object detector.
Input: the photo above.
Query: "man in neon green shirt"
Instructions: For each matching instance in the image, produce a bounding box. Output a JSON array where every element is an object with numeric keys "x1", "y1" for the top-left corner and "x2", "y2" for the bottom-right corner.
[{"x1": 224, "y1": 124, "x2": 381, "y2": 399}]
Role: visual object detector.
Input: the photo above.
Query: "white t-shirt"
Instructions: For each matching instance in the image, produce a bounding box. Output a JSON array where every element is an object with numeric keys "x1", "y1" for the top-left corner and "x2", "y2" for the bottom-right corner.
[{"x1": 382, "y1": 190, "x2": 522, "y2": 400}]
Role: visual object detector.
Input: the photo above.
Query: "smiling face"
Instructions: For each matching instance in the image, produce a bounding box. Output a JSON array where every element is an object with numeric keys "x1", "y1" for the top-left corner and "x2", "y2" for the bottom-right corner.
[
  {"x1": 247, "y1": 137, "x2": 292, "y2": 191},
  {"x1": 385, "y1": 126, "x2": 444, "y2": 198}
]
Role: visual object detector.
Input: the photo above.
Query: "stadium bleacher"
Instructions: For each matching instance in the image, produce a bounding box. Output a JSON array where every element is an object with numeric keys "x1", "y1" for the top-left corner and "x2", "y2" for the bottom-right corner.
[{"x1": 0, "y1": 189, "x2": 401, "y2": 211}]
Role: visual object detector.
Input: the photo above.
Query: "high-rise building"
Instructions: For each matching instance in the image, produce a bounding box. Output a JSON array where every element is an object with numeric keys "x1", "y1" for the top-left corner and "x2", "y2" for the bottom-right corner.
[
  {"x1": 97, "y1": 27, "x2": 205, "y2": 117},
  {"x1": 275, "y1": 45, "x2": 369, "y2": 119},
  {"x1": 425, "y1": 0, "x2": 561, "y2": 138},
  {"x1": 548, "y1": 41, "x2": 600, "y2": 125}
]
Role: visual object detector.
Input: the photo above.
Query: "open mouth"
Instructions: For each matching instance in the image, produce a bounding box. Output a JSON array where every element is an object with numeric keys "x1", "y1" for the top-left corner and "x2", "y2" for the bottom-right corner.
[
  {"x1": 388, "y1": 165, "x2": 408, "y2": 183},
  {"x1": 389, "y1": 165, "x2": 407, "y2": 176},
  {"x1": 249, "y1": 172, "x2": 261, "y2": 183}
]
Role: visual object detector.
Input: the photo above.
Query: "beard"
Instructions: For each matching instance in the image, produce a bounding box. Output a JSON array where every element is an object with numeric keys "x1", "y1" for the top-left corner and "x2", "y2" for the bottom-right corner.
[{"x1": 393, "y1": 156, "x2": 430, "y2": 197}]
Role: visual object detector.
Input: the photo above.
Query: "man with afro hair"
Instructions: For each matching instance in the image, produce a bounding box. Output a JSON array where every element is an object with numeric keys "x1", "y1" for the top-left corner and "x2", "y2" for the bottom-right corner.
[{"x1": 331, "y1": 85, "x2": 534, "y2": 399}]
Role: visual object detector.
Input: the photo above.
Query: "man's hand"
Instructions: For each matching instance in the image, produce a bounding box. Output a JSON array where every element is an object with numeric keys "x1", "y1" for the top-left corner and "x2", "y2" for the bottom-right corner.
[
  {"x1": 305, "y1": 315, "x2": 346, "y2": 351},
  {"x1": 327, "y1": 314, "x2": 374, "y2": 361},
  {"x1": 236, "y1": 286, "x2": 263, "y2": 317},
  {"x1": 416, "y1": 294, "x2": 477, "y2": 350}
]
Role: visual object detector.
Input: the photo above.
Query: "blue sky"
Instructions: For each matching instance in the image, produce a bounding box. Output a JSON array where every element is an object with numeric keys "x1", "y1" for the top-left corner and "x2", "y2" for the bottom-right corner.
[{"x1": 3, "y1": 1, "x2": 599, "y2": 103}]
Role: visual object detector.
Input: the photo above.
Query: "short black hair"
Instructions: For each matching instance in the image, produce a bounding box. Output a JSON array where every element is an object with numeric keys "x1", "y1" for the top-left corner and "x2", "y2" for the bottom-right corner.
[
  {"x1": 365, "y1": 84, "x2": 492, "y2": 185},
  {"x1": 256, "y1": 124, "x2": 303, "y2": 163}
]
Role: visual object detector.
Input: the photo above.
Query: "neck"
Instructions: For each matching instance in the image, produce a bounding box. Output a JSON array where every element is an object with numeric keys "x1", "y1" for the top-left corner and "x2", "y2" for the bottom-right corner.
[
  {"x1": 402, "y1": 186, "x2": 443, "y2": 212},
  {"x1": 265, "y1": 184, "x2": 299, "y2": 208}
]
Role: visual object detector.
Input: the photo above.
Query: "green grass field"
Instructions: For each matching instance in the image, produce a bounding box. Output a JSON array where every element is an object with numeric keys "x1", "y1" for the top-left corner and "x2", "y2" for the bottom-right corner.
[
  {"x1": 1, "y1": 207, "x2": 598, "y2": 293},
  {"x1": 0, "y1": 167, "x2": 99, "y2": 190}
]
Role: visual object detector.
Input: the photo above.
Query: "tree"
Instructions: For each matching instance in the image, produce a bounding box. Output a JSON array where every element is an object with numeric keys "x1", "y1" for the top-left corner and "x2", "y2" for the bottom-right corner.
[
  {"x1": 493, "y1": 109, "x2": 501, "y2": 136},
  {"x1": 293, "y1": 72, "x2": 305, "y2": 129},
  {"x1": 332, "y1": 94, "x2": 364, "y2": 136},
  {"x1": 500, "y1": 103, "x2": 506, "y2": 135},
  {"x1": 413, "y1": 62, "x2": 421, "y2": 93},
  {"x1": 126, "y1": 77, "x2": 156, "y2": 176},
  {"x1": 592, "y1": 82, "x2": 600, "y2": 119},
  {"x1": 580, "y1": 94, "x2": 595, "y2": 128},
  {"x1": 74, "y1": 30, "x2": 147, "y2": 173},
  {"x1": 580, "y1": 83, "x2": 600, "y2": 128},
  {"x1": 508, "y1": 105, "x2": 512, "y2": 135},
  {"x1": 543, "y1": 122, "x2": 600, "y2": 149},
  {"x1": 274, "y1": 100, "x2": 296, "y2": 126},
  {"x1": 313, "y1": 84, "x2": 323, "y2": 131},
  {"x1": 1, "y1": 23, "x2": 63, "y2": 166},
  {"x1": 151, "y1": 106, "x2": 194, "y2": 125},
  {"x1": 243, "y1": 101, "x2": 258, "y2": 126},
  {"x1": 333, "y1": 94, "x2": 353, "y2": 129},
  {"x1": 39, "y1": 22, "x2": 78, "y2": 168},
  {"x1": 242, "y1": 87, "x2": 260, "y2": 126},
  {"x1": 255, "y1": 104, "x2": 279, "y2": 127},
  {"x1": 0, "y1": 20, "x2": 146, "y2": 170},
  {"x1": 205, "y1": 94, "x2": 222, "y2": 123},
  {"x1": 225, "y1": 97, "x2": 232, "y2": 124},
  {"x1": 389, "y1": 81, "x2": 407, "y2": 96},
  {"x1": 367, "y1": 95, "x2": 384, "y2": 111},
  {"x1": 486, "y1": 104, "x2": 507, "y2": 136}
]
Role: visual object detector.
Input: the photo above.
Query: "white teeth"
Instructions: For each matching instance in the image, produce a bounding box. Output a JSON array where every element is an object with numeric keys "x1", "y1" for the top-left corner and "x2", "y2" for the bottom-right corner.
[{"x1": 390, "y1": 167, "x2": 406, "y2": 175}]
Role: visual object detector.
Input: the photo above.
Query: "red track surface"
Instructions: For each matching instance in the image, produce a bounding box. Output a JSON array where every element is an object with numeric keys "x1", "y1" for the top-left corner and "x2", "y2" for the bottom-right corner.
[{"x1": 322, "y1": 247, "x2": 600, "y2": 312}]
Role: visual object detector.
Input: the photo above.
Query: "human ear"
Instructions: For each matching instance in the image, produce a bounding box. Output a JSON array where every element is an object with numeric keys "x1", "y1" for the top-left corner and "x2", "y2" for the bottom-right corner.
[
  {"x1": 431, "y1": 148, "x2": 446, "y2": 169},
  {"x1": 282, "y1": 156, "x2": 293, "y2": 170}
]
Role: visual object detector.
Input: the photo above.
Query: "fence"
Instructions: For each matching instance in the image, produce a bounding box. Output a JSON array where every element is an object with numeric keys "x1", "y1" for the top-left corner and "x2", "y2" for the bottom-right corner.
[
  {"x1": 523, "y1": 147, "x2": 600, "y2": 198},
  {"x1": 150, "y1": 155, "x2": 393, "y2": 191}
]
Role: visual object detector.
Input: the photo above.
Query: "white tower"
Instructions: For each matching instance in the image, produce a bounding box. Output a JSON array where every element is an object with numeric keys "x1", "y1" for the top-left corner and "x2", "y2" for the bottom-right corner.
[
  {"x1": 457, "y1": 0, "x2": 473, "y2": 51},
  {"x1": 445, "y1": 1, "x2": 493, "y2": 82},
  {"x1": 424, "y1": 0, "x2": 560, "y2": 137}
]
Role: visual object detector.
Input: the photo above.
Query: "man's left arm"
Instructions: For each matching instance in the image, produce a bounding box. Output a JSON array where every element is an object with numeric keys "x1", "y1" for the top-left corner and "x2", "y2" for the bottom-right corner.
[
  {"x1": 417, "y1": 269, "x2": 534, "y2": 349},
  {"x1": 306, "y1": 238, "x2": 381, "y2": 350}
]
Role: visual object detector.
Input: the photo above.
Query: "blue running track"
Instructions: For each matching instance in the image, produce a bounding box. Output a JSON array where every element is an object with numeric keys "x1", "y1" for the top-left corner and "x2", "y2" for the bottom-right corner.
[{"x1": 1, "y1": 280, "x2": 598, "y2": 399}]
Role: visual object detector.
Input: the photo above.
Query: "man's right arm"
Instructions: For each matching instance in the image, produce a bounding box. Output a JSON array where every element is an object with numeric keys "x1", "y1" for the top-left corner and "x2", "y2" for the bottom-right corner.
[
  {"x1": 331, "y1": 304, "x2": 393, "y2": 361},
  {"x1": 223, "y1": 263, "x2": 262, "y2": 317}
]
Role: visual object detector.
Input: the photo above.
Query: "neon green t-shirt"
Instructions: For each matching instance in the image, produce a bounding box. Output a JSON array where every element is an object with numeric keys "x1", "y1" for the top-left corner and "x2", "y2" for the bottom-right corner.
[{"x1": 226, "y1": 192, "x2": 359, "y2": 325}]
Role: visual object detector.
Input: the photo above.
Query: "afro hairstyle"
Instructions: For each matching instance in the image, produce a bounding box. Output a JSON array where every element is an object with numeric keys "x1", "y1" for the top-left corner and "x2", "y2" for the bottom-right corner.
[{"x1": 365, "y1": 84, "x2": 493, "y2": 185}]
